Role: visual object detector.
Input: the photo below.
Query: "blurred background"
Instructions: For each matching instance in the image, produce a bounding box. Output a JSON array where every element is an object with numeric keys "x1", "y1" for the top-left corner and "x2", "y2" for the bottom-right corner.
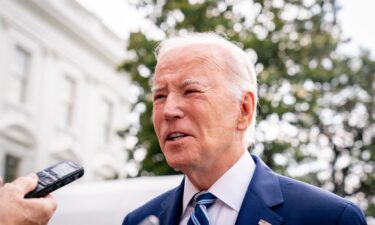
[{"x1": 0, "y1": 0, "x2": 373, "y2": 224}]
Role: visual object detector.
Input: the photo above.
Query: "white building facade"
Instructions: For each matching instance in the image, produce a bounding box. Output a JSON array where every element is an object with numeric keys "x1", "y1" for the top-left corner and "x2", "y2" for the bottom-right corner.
[{"x1": 0, "y1": 0, "x2": 131, "y2": 181}]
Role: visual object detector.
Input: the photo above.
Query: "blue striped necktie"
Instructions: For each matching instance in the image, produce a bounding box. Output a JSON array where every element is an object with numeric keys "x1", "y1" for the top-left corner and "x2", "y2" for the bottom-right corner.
[{"x1": 187, "y1": 191, "x2": 217, "y2": 225}]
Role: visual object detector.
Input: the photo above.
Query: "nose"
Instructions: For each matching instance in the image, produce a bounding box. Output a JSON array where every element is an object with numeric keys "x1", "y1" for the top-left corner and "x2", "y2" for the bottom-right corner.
[{"x1": 163, "y1": 94, "x2": 184, "y2": 121}]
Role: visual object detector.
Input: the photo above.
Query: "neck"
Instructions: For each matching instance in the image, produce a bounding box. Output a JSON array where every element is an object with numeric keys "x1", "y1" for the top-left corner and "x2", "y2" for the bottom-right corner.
[{"x1": 184, "y1": 148, "x2": 245, "y2": 190}]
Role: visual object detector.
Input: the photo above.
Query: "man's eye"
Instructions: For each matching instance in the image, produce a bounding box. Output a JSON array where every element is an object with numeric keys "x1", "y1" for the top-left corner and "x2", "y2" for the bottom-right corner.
[
  {"x1": 184, "y1": 89, "x2": 200, "y2": 95},
  {"x1": 153, "y1": 95, "x2": 166, "y2": 101}
]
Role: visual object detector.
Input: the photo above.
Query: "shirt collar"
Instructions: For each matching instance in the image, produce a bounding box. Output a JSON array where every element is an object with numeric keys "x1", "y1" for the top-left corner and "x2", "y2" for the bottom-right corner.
[{"x1": 182, "y1": 151, "x2": 256, "y2": 213}]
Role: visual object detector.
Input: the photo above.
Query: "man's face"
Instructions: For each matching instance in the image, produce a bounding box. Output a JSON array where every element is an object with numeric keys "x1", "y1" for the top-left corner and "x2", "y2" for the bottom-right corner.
[{"x1": 152, "y1": 45, "x2": 243, "y2": 172}]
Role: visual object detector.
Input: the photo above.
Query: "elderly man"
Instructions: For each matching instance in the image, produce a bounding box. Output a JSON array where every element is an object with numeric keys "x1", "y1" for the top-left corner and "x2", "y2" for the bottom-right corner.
[
  {"x1": 122, "y1": 33, "x2": 367, "y2": 225},
  {"x1": 0, "y1": 175, "x2": 57, "y2": 225}
]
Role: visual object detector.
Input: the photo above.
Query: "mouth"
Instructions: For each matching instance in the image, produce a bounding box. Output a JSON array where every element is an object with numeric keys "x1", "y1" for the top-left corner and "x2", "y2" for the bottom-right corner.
[{"x1": 166, "y1": 132, "x2": 190, "y2": 142}]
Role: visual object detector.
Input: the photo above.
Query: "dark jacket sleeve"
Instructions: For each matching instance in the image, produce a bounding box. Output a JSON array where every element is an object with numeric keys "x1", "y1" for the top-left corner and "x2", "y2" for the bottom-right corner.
[
  {"x1": 338, "y1": 203, "x2": 367, "y2": 225},
  {"x1": 122, "y1": 215, "x2": 129, "y2": 225}
]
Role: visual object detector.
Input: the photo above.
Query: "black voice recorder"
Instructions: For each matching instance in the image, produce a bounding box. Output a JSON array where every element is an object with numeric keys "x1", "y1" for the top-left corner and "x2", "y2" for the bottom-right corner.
[{"x1": 25, "y1": 160, "x2": 84, "y2": 198}]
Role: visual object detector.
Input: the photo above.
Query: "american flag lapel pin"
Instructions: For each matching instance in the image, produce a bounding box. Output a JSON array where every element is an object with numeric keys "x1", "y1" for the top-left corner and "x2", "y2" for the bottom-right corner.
[{"x1": 258, "y1": 219, "x2": 272, "y2": 225}]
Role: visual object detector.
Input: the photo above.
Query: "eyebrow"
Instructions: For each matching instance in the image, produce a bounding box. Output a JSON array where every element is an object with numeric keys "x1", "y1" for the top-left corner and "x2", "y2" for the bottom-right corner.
[
  {"x1": 151, "y1": 85, "x2": 165, "y2": 93},
  {"x1": 180, "y1": 79, "x2": 199, "y2": 88},
  {"x1": 179, "y1": 79, "x2": 207, "y2": 89},
  {"x1": 152, "y1": 79, "x2": 208, "y2": 93}
]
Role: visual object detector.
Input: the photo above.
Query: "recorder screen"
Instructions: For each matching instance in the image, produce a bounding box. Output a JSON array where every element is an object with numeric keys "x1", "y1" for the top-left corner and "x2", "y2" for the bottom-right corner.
[{"x1": 52, "y1": 163, "x2": 75, "y2": 176}]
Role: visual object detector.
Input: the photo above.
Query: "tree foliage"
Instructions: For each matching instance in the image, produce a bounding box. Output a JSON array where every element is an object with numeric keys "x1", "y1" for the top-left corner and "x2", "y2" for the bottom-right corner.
[{"x1": 118, "y1": 0, "x2": 375, "y2": 218}]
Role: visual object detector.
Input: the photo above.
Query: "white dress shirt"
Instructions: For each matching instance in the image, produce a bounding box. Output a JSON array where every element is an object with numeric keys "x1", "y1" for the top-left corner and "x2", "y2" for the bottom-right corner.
[{"x1": 179, "y1": 151, "x2": 256, "y2": 225}]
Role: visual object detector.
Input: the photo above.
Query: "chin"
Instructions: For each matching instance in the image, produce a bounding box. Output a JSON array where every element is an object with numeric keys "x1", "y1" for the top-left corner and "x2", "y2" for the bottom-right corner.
[
  {"x1": 166, "y1": 160, "x2": 185, "y2": 170},
  {"x1": 165, "y1": 157, "x2": 191, "y2": 171}
]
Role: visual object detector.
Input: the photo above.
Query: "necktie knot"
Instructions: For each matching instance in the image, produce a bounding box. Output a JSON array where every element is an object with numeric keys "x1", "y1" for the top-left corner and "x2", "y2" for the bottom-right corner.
[
  {"x1": 194, "y1": 191, "x2": 217, "y2": 208},
  {"x1": 188, "y1": 191, "x2": 217, "y2": 225}
]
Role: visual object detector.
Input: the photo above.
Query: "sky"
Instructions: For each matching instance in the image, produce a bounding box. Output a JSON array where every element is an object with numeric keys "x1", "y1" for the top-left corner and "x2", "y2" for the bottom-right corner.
[
  {"x1": 338, "y1": 0, "x2": 375, "y2": 57},
  {"x1": 76, "y1": 0, "x2": 375, "y2": 58}
]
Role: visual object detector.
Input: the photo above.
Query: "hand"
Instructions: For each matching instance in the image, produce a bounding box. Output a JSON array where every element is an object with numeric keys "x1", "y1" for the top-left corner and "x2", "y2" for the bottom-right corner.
[{"x1": 0, "y1": 174, "x2": 57, "y2": 225}]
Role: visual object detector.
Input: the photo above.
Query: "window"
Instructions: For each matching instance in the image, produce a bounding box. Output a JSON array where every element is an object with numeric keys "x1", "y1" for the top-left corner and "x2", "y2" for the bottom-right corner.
[
  {"x1": 99, "y1": 99, "x2": 113, "y2": 145},
  {"x1": 59, "y1": 75, "x2": 76, "y2": 127},
  {"x1": 4, "y1": 154, "x2": 21, "y2": 182},
  {"x1": 8, "y1": 46, "x2": 30, "y2": 104}
]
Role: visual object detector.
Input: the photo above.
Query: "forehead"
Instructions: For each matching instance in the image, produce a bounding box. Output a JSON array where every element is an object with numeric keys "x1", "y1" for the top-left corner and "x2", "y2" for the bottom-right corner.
[{"x1": 153, "y1": 44, "x2": 228, "y2": 86}]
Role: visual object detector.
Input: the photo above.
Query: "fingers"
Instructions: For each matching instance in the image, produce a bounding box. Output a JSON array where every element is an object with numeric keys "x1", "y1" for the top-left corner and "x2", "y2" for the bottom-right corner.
[
  {"x1": 27, "y1": 193, "x2": 56, "y2": 206},
  {"x1": 0, "y1": 175, "x2": 57, "y2": 225},
  {"x1": 28, "y1": 194, "x2": 57, "y2": 209},
  {"x1": 25, "y1": 194, "x2": 58, "y2": 224},
  {"x1": 44, "y1": 194, "x2": 58, "y2": 213},
  {"x1": 0, "y1": 176, "x2": 3, "y2": 187},
  {"x1": 12, "y1": 174, "x2": 38, "y2": 195}
]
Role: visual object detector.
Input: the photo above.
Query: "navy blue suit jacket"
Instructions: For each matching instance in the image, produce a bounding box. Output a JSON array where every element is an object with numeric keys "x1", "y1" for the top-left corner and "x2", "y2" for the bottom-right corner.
[{"x1": 122, "y1": 155, "x2": 367, "y2": 225}]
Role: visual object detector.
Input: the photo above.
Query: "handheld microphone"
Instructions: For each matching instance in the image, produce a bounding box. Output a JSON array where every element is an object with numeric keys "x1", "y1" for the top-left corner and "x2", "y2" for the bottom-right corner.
[{"x1": 138, "y1": 215, "x2": 159, "y2": 225}]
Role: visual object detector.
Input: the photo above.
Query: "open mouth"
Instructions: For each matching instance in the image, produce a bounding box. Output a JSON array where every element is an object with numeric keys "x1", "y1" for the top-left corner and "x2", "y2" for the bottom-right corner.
[{"x1": 167, "y1": 132, "x2": 189, "y2": 141}]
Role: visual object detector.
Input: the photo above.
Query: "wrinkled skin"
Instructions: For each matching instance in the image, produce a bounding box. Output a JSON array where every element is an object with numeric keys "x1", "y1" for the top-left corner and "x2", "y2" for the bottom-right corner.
[{"x1": 152, "y1": 44, "x2": 255, "y2": 190}]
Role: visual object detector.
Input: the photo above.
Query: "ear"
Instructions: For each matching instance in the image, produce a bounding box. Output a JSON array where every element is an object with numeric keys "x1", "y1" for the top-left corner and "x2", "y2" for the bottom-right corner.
[{"x1": 237, "y1": 91, "x2": 255, "y2": 131}]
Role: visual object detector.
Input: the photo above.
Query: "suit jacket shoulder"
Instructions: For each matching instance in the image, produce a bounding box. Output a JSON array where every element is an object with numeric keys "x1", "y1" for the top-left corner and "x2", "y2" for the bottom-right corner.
[
  {"x1": 237, "y1": 155, "x2": 368, "y2": 225},
  {"x1": 275, "y1": 174, "x2": 367, "y2": 225}
]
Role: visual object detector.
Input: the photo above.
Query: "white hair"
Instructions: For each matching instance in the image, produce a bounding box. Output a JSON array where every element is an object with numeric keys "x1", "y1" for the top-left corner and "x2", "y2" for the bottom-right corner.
[{"x1": 155, "y1": 32, "x2": 258, "y2": 145}]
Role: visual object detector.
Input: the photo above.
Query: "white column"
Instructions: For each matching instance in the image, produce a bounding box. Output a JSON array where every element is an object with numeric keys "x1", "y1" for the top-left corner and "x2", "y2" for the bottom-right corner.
[
  {"x1": 34, "y1": 47, "x2": 60, "y2": 169},
  {"x1": 0, "y1": 16, "x2": 10, "y2": 107},
  {"x1": 80, "y1": 75, "x2": 100, "y2": 180}
]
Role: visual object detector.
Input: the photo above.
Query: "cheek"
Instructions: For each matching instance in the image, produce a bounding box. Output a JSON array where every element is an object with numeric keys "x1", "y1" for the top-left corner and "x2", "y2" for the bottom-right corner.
[
  {"x1": 209, "y1": 100, "x2": 239, "y2": 125},
  {"x1": 203, "y1": 105, "x2": 239, "y2": 141},
  {"x1": 152, "y1": 109, "x2": 162, "y2": 135}
]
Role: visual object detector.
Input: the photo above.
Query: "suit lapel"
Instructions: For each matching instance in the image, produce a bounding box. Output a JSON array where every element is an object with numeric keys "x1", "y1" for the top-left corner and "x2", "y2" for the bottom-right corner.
[
  {"x1": 235, "y1": 155, "x2": 284, "y2": 225},
  {"x1": 157, "y1": 178, "x2": 184, "y2": 225}
]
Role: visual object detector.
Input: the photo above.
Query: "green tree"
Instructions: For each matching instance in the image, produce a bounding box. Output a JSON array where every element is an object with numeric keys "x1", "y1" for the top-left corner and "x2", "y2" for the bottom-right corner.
[{"x1": 119, "y1": 0, "x2": 374, "y2": 219}]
